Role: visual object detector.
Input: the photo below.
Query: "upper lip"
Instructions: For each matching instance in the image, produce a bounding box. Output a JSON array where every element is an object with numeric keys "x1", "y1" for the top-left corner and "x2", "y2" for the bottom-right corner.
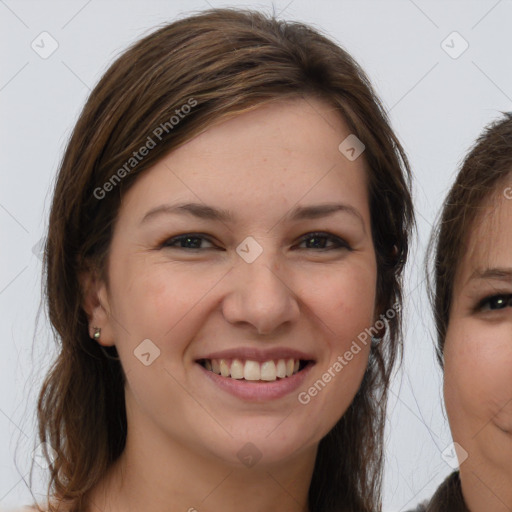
[{"x1": 196, "y1": 347, "x2": 316, "y2": 363}]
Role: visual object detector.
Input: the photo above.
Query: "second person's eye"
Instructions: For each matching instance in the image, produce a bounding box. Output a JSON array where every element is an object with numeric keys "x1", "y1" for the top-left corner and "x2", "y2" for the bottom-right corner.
[{"x1": 476, "y1": 294, "x2": 512, "y2": 311}]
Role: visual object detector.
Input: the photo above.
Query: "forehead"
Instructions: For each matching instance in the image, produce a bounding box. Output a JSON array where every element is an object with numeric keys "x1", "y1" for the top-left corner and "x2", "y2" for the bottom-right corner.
[
  {"x1": 457, "y1": 190, "x2": 512, "y2": 280},
  {"x1": 118, "y1": 96, "x2": 371, "y2": 226},
  {"x1": 172, "y1": 95, "x2": 362, "y2": 168}
]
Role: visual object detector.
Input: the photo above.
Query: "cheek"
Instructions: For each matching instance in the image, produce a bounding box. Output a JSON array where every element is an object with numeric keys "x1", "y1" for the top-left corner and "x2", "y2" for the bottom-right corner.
[
  {"x1": 319, "y1": 259, "x2": 377, "y2": 342},
  {"x1": 110, "y1": 258, "x2": 221, "y2": 335},
  {"x1": 105, "y1": 259, "x2": 226, "y2": 387},
  {"x1": 303, "y1": 260, "x2": 376, "y2": 402},
  {"x1": 444, "y1": 320, "x2": 512, "y2": 432}
]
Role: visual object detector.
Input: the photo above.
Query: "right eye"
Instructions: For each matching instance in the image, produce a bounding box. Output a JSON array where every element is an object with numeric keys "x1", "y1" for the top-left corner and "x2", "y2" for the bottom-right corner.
[
  {"x1": 476, "y1": 294, "x2": 512, "y2": 311},
  {"x1": 161, "y1": 234, "x2": 218, "y2": 250}
]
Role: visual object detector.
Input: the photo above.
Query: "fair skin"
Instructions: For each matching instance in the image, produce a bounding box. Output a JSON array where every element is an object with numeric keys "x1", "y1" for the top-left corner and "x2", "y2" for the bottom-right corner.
[
  {"x1": 81, "y1": 97, "x2": 377, "y2": 512},
  {"x1": 444, "y1": 187, "x2": 512, "y2": 512}
]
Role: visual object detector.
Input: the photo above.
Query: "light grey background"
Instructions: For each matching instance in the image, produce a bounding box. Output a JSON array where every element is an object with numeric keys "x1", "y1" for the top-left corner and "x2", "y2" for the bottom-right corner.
[{"x1": 1, "y1": 0, "x2": 510, "y2": 510}]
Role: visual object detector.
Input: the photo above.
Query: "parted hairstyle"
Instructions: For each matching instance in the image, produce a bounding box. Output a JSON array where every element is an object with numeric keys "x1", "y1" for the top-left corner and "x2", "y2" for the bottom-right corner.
[{"x1": 33, "y1": 7, "x2": 414, "y2": 512}]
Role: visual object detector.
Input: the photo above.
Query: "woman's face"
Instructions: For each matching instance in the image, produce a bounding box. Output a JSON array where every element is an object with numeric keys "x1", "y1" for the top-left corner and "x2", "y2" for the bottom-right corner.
[
  {"x1": 444, "y1": 188, "x2": 512, "y2": 500},
  {"x1": 89, "y1": 97, "x2": 377, "y2": 468}
]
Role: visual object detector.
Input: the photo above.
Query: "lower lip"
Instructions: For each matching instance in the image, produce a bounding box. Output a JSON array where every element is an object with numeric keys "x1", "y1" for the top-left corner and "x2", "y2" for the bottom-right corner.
[{"x1": 197, "y1": 362, "x2": 314, "y2": 402}]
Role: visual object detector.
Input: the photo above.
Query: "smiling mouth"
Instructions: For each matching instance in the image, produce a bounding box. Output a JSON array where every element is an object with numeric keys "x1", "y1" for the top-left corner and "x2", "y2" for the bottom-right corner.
[{"x1": 197, "y1": 358, "x2": 312, "y2": 381}]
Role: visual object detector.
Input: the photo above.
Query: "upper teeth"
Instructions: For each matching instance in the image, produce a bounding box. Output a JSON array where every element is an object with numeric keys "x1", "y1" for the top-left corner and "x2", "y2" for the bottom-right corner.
[{"x1": 203, "y1": 358, "x2": 301, "y2": 381}]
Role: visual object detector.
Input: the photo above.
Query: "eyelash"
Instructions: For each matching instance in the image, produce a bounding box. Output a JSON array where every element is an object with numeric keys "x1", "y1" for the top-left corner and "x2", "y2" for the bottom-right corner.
[
  {"x1": 475, "y1": 294, "x2": 512, "y2": 312},
  {"x1": 160, "y1": 232, "x2": 351, "y2": 252}
]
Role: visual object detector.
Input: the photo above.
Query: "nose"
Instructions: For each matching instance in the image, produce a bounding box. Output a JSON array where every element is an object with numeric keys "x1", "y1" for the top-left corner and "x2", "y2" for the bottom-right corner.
[{"x1": 221, "y1": 253, "x2": 301, "y2": 336}]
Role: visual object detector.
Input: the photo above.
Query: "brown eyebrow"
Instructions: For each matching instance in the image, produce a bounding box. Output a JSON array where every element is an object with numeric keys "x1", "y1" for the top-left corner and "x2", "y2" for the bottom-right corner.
[
  {"x1": 140, "y1": 201, "x2": 366, "y2": 230},
  {"x1": 468, "y1": 267, "x2": 512, "y2": 283}
]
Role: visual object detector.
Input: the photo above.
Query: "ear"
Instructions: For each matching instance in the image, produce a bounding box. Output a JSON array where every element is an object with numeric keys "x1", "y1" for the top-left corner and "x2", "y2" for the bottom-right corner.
[{"x1": 79, "y1": 267, "x2": 116, "y2": 347}]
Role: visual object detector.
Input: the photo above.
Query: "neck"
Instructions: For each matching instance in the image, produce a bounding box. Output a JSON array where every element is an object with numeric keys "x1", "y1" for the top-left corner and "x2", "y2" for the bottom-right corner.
[{"x1": 85, "y1": 408, "x2": 316, "y2": 512}]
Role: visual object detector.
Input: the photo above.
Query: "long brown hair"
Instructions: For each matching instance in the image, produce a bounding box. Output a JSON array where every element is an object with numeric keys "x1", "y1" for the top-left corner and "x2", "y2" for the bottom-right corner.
[
  {"x1": 425, "y1": 113, "x2": 512, "y2": 511},
  {"x1": 33, "y1": 8, "x2": 414, "y2": 512}
]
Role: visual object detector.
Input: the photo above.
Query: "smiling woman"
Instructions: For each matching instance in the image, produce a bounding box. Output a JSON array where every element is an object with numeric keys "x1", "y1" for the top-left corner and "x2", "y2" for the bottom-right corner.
[
  {"x1": 30, "y1": 7, "x2": 414, "y2": 512},
  {"x1": 420, "y1": 113, "x2": 512, "y2": 512}
]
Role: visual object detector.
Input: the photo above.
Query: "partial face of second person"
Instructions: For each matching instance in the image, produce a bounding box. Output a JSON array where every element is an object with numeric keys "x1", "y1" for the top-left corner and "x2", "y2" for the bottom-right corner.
[
  {"x1": 88, "y1": 97, "x2": 377, "y2": 471},
  {"x1": 444, "y1": 187, "x2": 512, "y2": 510}
]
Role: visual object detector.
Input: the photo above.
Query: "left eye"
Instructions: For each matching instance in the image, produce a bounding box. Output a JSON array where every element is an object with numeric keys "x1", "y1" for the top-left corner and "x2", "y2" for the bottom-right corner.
[
  {"x1": 295, "y1": 232, "x2": 350, "y2": 251},
  {"x1": 477, "y1": 294, "x2": 512, "y2": 311}
]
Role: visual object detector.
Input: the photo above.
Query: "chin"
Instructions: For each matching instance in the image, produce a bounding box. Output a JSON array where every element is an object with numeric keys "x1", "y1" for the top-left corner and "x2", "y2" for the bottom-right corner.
[{"x1": 208, "y1": 427, "x2": 317, "y2": 469}]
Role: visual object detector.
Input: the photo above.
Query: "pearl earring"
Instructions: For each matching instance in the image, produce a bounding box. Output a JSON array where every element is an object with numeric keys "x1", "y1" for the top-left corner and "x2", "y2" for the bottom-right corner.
[{"x1": 93, "y1": 327, "x2": 101, "y2": 340}]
